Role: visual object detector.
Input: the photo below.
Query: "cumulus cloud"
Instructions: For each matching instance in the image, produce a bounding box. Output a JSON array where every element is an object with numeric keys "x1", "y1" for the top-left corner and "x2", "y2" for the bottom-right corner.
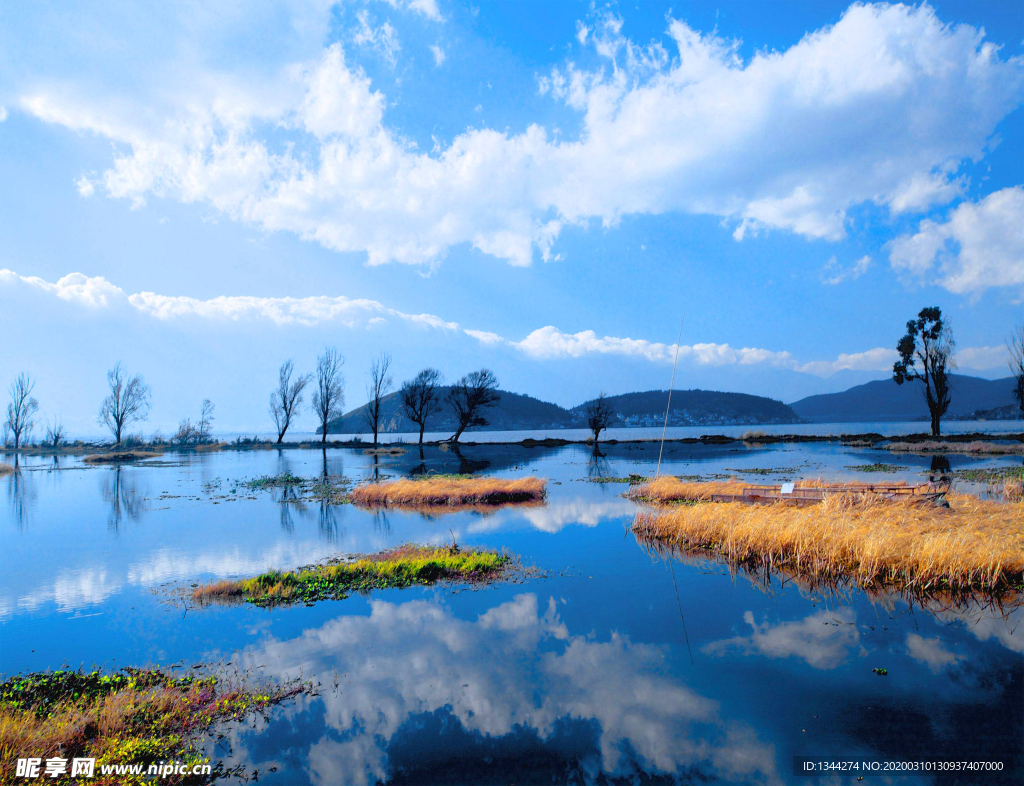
[
  {"x1": 17, "y1": 3, "x2": 1024, "y2": 268},
  {"x1": 889, "y1": 186, "x2": 1024, "y2": 294},
  {"x1": 429, "y1": 44, "x2": 445, "y2": 66}
]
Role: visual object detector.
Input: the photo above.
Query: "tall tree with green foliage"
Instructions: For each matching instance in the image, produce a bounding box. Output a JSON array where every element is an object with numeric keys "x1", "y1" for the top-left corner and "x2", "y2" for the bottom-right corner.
[{"x1": 893, "y1": 307, "x2": 955, "y2": 437}]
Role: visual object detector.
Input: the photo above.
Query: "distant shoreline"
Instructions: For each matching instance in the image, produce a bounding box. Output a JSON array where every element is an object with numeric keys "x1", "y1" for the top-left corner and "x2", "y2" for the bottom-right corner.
[{"x1": 4, "y1": 430, "x2": 1022, "y2": 459}]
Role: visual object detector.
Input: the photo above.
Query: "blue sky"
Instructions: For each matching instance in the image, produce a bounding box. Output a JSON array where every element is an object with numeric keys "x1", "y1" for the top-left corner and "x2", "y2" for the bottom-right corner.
[{"x1": 1, "y1": 0, "x2": 1023, "y2": 436}]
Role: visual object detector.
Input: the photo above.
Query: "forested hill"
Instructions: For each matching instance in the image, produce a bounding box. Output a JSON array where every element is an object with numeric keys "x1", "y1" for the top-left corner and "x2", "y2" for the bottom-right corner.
[
  {"x1": 790, "y1": 374, "x2": 1018, "y2": 422},
  {"x1": 572, "y1": 390, "x2": 802, "y2": 428},
  {"x1": 328, "y1": 386, "x2": 801, "y2": 435}
]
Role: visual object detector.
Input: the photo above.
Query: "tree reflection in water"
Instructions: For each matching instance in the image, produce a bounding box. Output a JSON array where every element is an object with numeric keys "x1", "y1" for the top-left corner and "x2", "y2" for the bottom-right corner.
[{"x1": 101, "y1": 465, "x2": 143, "y2": 531}]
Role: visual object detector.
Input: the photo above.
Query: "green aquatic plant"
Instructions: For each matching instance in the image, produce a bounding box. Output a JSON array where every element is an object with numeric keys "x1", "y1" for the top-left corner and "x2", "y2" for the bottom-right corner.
[
  {"x1": 192, "y1": 544, "x2": 512, "y2": 607},
  {"x1": 0, "y1": 668, "x2": 304, "y2": 784},
  {"x1": 845, "y1": 463, "x2": 909, "y2": 473}
]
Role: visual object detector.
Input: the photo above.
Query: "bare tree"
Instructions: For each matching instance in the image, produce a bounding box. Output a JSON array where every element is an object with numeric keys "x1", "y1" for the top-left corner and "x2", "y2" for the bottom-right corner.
[
  {"x1": 445, "y1": 369, "x2": 500, "y2": 443},
  {"x1": 312, "y1": 347, "x2": 345, "y2": 445},
  {"x1": 364, "y1": 352, "x2": 394, "y2": 447},
  {"x1": 44, "y1": 418, "x2": 67, "y2": 448},
  {"x1": 198, "y1": 398, "x2": 215, "y2": 443},
  {"x1": 400, "y1": 368, "x2": 444, "y2": 445},
  {"x1": 893, "y1": 307, "x2": 955, "y2": 437},
  {"x1": 270, "y1": 360, "x2": 311, "y2": 444},
  {"x1": 585, "y1": 392, "x2": 614, "y2": 444},
  {"x1": 98, "y1": 362, "x2": 152, "y2": 444},
  {"x1": 5, "y1": 372, "x2": 39, "y2": 452}
]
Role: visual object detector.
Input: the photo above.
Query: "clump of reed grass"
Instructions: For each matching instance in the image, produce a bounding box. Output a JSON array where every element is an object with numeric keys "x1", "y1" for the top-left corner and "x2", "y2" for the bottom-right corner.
[
  {"x1": 191, "y1": 544, "x2": 512, "y2": 606},
  {"x1": 0, "y1": 668, "x2": 303, "y2": 784},
  {"x1": 82, "y1": 450, "x2": 159, "y2": 464},
  {"x1": 632, "y1": 491, "x2": 1024, "y2": 594},
  {"x1": 362, "y1": 446, "x2": 406, "y2": 455},
  {"x1": 1004, "y1": 478, "x2": 1023, "y2": 502},
  {"x1": 350, "y1": 475, "x2": 546, "y2": 509},
  {"x1": 885, "y1": 440, "x2": 1024, "y2": 455},
  {"x1": 0, "y1": 463, "x2": 14, "y2": 476}
]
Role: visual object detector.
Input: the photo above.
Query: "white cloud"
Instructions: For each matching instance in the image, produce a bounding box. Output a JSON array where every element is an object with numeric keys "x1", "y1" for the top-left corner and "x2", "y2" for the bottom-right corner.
[
  {"x1": 233, "y1": 594, "x2": 779, "y2": 783},
  {"x1": 889, "y1": 186, "x2": 1024, "y2": 295},
  {"x1": 822, "y1": 255, "x2": 871, "y2": 285},
  {"x1": 703, "y1": 608, "x2": 863, "y2": 670},
  {"x1": 796, "y1": 347, "x2": 898, "y2": 376},
  {"x1": 429, "y1": 44, "x2": 445, "y2": 66},
  {"x1": 74, "y1": 175, "x2": 95, "y2": 197},
  {"x1": 0, "y1": 268, "x2": 458, "y2": 330},
  {"x1": 0, "y1": 106, "x2": 8, "y2": 122},
  {"x1": 353, "y1": 11, "x2": 401, "y2": 67},
  {"x1": 18, "y1": 3, "x2": 1024, "y2": 268},
  {"x1": 406, "y1": 0, "x2": 442, "y2": 22},
  {"x1": 905, "y1": 633, "x2": 964, "y2": 674},
  {"x1": 954, "y1": 345, "x2": 1008, "y2": 370},
  {"x1": 0, "y1": 268, "x2": 1006, "y2": 377}
]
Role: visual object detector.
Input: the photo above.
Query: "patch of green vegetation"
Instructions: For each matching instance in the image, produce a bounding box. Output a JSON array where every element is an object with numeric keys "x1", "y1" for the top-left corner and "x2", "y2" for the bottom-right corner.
[
  {"x1": 193, "y1": 544, "x2": 512, "y2": 607},
  {"x1": 0, "y1": 668, "x2": 304, "y2": 783},
  {"x1": 588, "y1": 473, "x2": 652, "y2": 484},
  {"x1": 872, "y1": 668, "x2": 888, "y2": 676},
  {"x1": 948, "y1": 466, "x2": 1024, "y2": 483},
  {"x1": 245, "y1": 473, "x2": 305, "y2": 490},
  {"x1": 725, "y1": 467, "x2": 799, "y2": 476},
  {"x1": 846, "y1": 463, "x2": 909, "y2": 473}
]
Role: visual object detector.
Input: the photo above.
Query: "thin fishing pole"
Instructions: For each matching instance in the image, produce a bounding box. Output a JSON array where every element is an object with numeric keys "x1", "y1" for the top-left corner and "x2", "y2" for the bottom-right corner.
[
  {"x1": 656, "y1": 316, "x2": 684, "y2": 478},
  {"x1": 668, "y1": 558, "x2": 694, "y2": 667}
]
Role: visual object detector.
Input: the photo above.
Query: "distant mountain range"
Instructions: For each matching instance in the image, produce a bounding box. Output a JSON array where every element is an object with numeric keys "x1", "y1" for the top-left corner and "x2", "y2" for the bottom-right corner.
[
  {"x1": 790, "y1": 374, "x2": 1019, "y2": 423},
  {"x1": 327, "y1": 387, "x2": 800, "y2": 435}
]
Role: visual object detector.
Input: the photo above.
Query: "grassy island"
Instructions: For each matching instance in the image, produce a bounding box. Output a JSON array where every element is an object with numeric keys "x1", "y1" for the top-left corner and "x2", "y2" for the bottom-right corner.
[
  {"x1": 630, "y1": 478, "x2": 1024, "y2": 594},
  {"x1": 191, "y1": 544, "x2": 512, "y2": 606},
  {"x1": 0, "y1": 668, "x2": 303, "y2": 784},
  {"x1": 350, "y1": 475, "x2": 546, "y2": 510}
]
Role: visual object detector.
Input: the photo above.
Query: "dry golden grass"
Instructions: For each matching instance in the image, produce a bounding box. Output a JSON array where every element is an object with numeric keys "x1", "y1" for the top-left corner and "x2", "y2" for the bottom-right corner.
[
  {"x1": 627, "y1": 476, "x2": 906, "y2": 504},
  {"x1": 632, "y1": 490, "x2": 1024, "y2": 594},
  {"x1": 1005, "y1": 478, "x2": 1024, "y2": 502},
  {"x1": 885, "y1": 440, "x2": 1024, "y2": 455},
  {"x1": 351, "y1": 475, "x2": 546, "y2": 509},
  {"x1": 362, "y1": 446, "x2": 406, "y2": 455},
  {"x1": 0, "y1": 463, "x2": 14, "y2": 476}
]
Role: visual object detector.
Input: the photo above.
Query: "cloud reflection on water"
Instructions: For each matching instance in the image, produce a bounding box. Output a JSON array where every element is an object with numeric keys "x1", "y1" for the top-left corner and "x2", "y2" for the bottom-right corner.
[{"x1": 228, "y1": 593, "x2": 781, "y2": 785}]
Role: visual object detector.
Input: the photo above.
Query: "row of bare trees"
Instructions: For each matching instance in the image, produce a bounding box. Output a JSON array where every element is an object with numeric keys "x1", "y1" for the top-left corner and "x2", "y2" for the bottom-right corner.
[
  {"x1": 268, "y1": 347, "x2": 501, "y2": 446},
  {"x1": 7, "y1": 319, "x2": 1023, "y2": 451}
]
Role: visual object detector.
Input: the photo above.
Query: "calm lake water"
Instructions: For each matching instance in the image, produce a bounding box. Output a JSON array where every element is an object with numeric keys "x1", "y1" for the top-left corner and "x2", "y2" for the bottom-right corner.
[
  {"x1": 2, "y1": 440, "x2": 1021, "y2": 784},
  {"x1": 227, "y1": 418, "x2": 1024, "y2": 445}
]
